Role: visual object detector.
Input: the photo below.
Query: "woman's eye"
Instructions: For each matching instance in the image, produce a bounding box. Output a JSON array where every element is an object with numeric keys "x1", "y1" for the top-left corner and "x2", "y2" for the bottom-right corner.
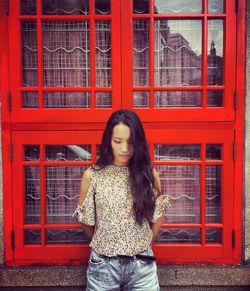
[{"x1": 113, "y1": 140, "x2": 121, "y2": 144}]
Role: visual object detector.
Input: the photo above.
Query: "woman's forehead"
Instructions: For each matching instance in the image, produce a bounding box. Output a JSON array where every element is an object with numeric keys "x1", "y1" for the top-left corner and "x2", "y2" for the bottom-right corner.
[{"x1": 112, "y1": 123, "x2": 131, "y2": 139}]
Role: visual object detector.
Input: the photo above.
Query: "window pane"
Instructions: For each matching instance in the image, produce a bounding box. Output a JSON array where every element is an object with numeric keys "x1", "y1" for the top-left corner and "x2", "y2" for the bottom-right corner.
[
  {"x1": 22, "y1": 21, "x2": 38, "y2": 87},
  {"x1": 133, "y1": 20, "x2": 149, "y2": 86},
  {"x1": 156, "y1": 165, "x2": 200, "y2": 223},
  {"x1": 206, "y1": 166, "x2": 221, "y2": 222},
  {"x1": 154, "y1": 91, "x2": 201, "y2": 107},
  {"x1": 46, "y1": 166, "x2": 85, "y2": 224},
  {"x1": 133, "y1": 0, "x2": 149, "y2": 14},
  {"x1": 44, "y1": 92, "x2": 90, "y2": 108},
  {"x1": 43, "y1": 21, "x2": 90, "y2": 87},
  {"x1": 154, "y1": 20, "x2": 202, "y2": 86},
  {"x1": 95, "y1": 0, "x2": 111, "y2": 15},
  {"x1": 21, "y1": 0, "x2": 36, "y2": 15},
  {"x1": 208, "y1": 0, "x2": 224, "y2": 14},
  {"x1": 133, "y1": 91, "x2": 149, "y2": 108},
  {"x1": 95, "y1": 22, "x2": 111, "y2": 87},
  {"x1": 206, "y1": 144, "x2": 222, "y2": 160},
  {"x1": 42, "y1": 0, "x2": 89, "y2": 15},
  {"x1": 207, "y1": 20, "x2": 224, "y2": 85},
  {"x1": 155, "y1": 144, "x2": 200, "y2": 160},
  {"x1": 24, "y1": 145, "x2": 40, "y2": 161},
  {"x1": 207, "y1": 91, "x2": 223, "y2": 107},
  {"x1": 45, "y1": 145, "x2": 91, "y2": 161},
  {"x1": 156, "y1": 228, "x2": 201, "y2": 243},
  {"x1": 206, "y1": 228, "x2": 222, "y2": 243},
  {"x1": 24, "y1": 229, "x2": 41, "y2": 245},
  {"x1": 25, "y1": 167, "x2": 40, "y2": 224},
  {"x1": 154, "y1": 0, "x2": 202, "y2": 14},
  {"x1": 96, "y1": 92, "x2": 112, "y2": 108},
  {"x1": 46, "y1": 229, "x2": 89, "y2": 244},
  {"x1": 23, "y1": 92, "x2": 38, "y2": 108}
]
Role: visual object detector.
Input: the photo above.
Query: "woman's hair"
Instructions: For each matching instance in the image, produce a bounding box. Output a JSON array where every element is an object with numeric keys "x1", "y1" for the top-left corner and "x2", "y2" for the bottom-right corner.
[{"x1": 96, "y1": 109, "x2": 158, "y2": 225}]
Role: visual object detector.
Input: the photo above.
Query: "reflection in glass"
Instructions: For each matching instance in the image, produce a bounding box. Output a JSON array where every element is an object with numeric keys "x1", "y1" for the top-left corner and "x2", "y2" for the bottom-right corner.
[
  {"x1": 206, "y1": 166, "x2": 221, "y2": 222},
  {"x1": 154, "y1": 0, "x2": 202, "y2": 14},
  {"x1": 42, "y1": 0, "x2": 89, "y2": 15},
  {"x1": 133, "y1": 91, "x2": 149, "y2": 108},
  {"x1": 96, "y1": 92, "x2": 112, "y2": 108},
  {"x1": 43, "y1": 21, "x2": 90, "y2": 87},
  {"x1": 23, "y1": 92, "x2": 38, "y2": 108},
  {"x1": 156, "y1": 165, "x2": 200, "y2": 223},
  {"x1": 21, "y1": 0, "x2": 36, "y2": 15},
  {"x1": 154, "y1": 20, "x2": 201, "y2": 86},
  {"x1": 46, "y1": 166, "x2": 85, "y2": 223},
  {"x1": 156, "y1": 228, "x2": 200, "y2": 243},
  {"x1": 207, "y1": 20, "x2": 224, "y2": 85},
  {"x1": 154, "y1": 91, "x2": 201, "y2": 107},
  {"x1": 22, "y1": 22, "x2": 38, "y2": 87},
  {"x1": 46, "y1": 229, "x2": 89, "y2": 244},
  {"x1": 155, "y1": 144, "x2": 200, "y2": 160},
  {"x1": 24, "y1": 145, "x2": 40, "y2": 161},
  {"x1": 207, "y1": 91, "x2": 223, "y2": 107},
  {"x1": 95, "y1": 22, "x2": 111, "y2": 87},
  {"x1": 208, "y1": 0, "x2": 224, "y2": 14},
  {"x1": 206, "y1": 144, "x2": 222, "y2": 160},
  {"x1": 25, "y1": 229, "x2": 41, "y2": 245},
  {"x1": 133, "y1": 0, "x2": 149, "y2": 14},
  {"x1": 25, "y1": 167, "x2": 40, "y2": 224},
  {"x1": 45, "y1": 145, "x2": 91, "y2": 161},
  {"x1": 95, "y1": 0, "x2": 111, "y2": 14},
  {"x1": 44, "y1": 92, "x2": 90, "y2": 108},
  {"x1": 206, "y1": 228, "x2": 222, "y2": 243},
  {"x1": 133, "y1": 20, "x2": 149, "y2": 86}
]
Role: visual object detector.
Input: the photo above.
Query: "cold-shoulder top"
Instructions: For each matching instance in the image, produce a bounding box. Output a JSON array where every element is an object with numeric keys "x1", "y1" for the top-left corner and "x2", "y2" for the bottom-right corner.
[{"x1": 72, "y1": 164, "x2": 170, "y2": 257}]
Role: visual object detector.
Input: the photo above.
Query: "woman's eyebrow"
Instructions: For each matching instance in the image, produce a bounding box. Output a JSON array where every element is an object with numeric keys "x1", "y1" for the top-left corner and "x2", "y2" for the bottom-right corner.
[{"x1": 113, "y1": 136, "x2": 122, "y2": 140}]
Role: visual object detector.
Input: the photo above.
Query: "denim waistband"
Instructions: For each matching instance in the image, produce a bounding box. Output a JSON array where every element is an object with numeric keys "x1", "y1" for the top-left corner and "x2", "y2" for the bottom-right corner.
[{"x1": 98, "y1": 253, "x2": 156, "y2": 262}]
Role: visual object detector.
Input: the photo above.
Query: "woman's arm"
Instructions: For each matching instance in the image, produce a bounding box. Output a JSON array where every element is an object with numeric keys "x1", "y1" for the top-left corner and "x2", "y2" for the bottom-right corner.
[{"x1": 78, "y1": 168, "x2": 95, "y2": 239}]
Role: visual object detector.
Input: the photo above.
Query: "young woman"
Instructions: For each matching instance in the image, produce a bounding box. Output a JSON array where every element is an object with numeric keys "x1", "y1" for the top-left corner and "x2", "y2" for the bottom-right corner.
[{"x1": 73, "y1": 109, "x2": 170, "y2": 290}]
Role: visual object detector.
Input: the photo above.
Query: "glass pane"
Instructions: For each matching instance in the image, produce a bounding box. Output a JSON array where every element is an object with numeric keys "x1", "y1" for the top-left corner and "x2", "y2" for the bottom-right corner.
[
  {"x1": 155, "y1": 144, "x2": 200, "y2": 160},
  {"x1": 44, "y1": 92, "x2": 90, "y2": 108},
  {"x1": 206, "y1": 228, "x2": 222, "y2": 243},
  {"x1": 133, "y1": 20, "x2": 149, "y2": 86},
  {"x1": 208, "y1": 0, "x2": 224, "y2": 14},
  {"x1": 156, "y1": 165, "x2": 200, "y2": 223},
  {"x1": 207, "y1": 20, "x2": 224, "y2": 85},
  {"x1": 45, "y1": 145, "x2": 91, "y2": 161},
  {"x1": 24, "y1": 229, "x2": 41, "y2": 244},
  {"x1": 24, "y1": 145, "x2": 40, "y2": 161},
  {"x1": 46, "y1": 166, "x2": 85, "y2": 223},
  {"x1": 206, "y1": 144, "x2": 222, "y2": 160},
  {"x1": 154, "y1": 20, "x2": 202, "y2": 86},
  {"x1": 207, "y1": 91, "x2": 223, "y2": 107},
  {"x1": 206, "y1": 166, "x2": 221, "y2": 222},
  {"x1": 154, "y1": 91, "x2": 201, "y2": 107},
  {"x1": 96, "y1": 92, "x2": 112, "y2": 108},
  {"x1": 133, "y1": 91, "x2": 149, "y2": 108},
  {"x1": 95, "y1": 22, "x2": 111, "y2": 87},
  {"x1": 95, "y1": 0, "x2": 111, "y2": 14},
  {"x1": 23, "y1": 92, "x2": 38, "y2": 108},
  {"x1": 154, "y1": 0, "x2": 202, "y2": 14},
  {"x1": 22, "y1": 21, "x2": 38, "y2": 87},
  {"x1": 25, "y1": 167, "x2": 40, "y2": 224},
  {"x1": 21, "y1": 0, "x2": 36, "y2": 15},
  {"x1": 43, "y1": 21, "x2": 90, "y2": 87},
  {"x1": 42, "y1": 0, "x2": 89, "y2": 15},
  {"x1": 156, "y1": 228, "x2": 200, "y2": 243},
  {"x1": 133, "y1": 0, "x2": 149, "y2": 14},
  {"x1": 46, "y1": 229, "x2": 89, "y2": 244}
]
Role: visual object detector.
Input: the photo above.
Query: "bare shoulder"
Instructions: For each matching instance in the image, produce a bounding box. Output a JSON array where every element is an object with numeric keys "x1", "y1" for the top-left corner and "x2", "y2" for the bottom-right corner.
[{"x1": 82, "y1": 166, "x2": 92, "y2": 181}]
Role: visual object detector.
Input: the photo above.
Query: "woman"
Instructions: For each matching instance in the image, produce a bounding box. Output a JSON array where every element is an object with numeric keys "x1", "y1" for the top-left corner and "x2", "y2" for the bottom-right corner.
[{"x1": 73, "y1": 109, "x2": 170, "y2": 290}]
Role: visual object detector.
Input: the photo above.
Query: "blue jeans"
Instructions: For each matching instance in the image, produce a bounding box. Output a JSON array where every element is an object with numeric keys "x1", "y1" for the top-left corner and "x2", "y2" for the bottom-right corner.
[{"x1": 86, "y1": 248, "x2": 160, "y2": 291}]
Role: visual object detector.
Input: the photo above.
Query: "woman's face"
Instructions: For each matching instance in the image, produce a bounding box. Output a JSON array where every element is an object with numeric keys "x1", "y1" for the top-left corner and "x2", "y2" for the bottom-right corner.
[{"x1": 111, "y1": 123, "x2": 134, "y2": 166}]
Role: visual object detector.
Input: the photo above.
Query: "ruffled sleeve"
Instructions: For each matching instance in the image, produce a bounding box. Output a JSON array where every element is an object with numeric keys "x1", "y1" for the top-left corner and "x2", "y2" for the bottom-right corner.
[
  {"x1": 151, "y1": 195, "x2": 171, "y2": 223},
  {"x1": 72, "y1": 168, "x2": 96, "y2": 226}
]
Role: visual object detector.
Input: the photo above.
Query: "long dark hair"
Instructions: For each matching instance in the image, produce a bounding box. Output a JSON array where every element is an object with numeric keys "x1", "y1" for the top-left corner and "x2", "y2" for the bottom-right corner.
[{"x1": 96, "y1": 109, "x2": 158, "y2": 225}]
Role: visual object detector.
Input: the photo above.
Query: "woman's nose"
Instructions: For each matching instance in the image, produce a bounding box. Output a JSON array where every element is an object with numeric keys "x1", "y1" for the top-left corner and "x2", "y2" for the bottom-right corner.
[{"x1": 121, "y1": 143, "x2": 129, "y2": 152}]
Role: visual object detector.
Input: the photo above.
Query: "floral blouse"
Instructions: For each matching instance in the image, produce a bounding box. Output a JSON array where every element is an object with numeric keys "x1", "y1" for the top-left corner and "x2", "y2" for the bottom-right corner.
[{"x1": 72, "y1": 164, "x2": 170, "y2": 256}]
